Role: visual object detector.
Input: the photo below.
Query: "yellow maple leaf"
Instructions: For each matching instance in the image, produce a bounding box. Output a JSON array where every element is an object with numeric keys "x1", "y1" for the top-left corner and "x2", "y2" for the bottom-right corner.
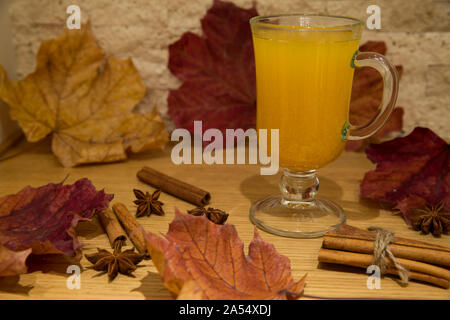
[{"x1": 0, "y1": 23, "x2": 168, "y2": 167}]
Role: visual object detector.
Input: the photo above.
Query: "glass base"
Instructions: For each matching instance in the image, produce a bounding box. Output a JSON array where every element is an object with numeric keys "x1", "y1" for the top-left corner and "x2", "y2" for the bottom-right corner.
[{"x1": 249, "y1": 195, "x2": 346, "y2": 238}]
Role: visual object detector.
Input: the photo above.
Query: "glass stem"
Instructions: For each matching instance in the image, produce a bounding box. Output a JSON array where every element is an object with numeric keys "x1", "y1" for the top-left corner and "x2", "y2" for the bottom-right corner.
[{"x1": 280, "y1": 169, "x2": 319, "y2": 206}]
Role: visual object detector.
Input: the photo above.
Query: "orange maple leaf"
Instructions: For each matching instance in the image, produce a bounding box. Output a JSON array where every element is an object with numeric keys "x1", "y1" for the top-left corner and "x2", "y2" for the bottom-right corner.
[
  {"x1": 0, "y1": 23, "x2": 168, "y2": 167},
  {"x1": 145, "y1": 209, "x2": 307, "y2": 300}
]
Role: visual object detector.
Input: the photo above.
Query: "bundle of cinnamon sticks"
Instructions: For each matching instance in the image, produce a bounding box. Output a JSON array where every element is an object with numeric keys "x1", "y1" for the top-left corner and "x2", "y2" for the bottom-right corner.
[{"x1": 318, "y1": 224, "x2": 450, "y2": 289}]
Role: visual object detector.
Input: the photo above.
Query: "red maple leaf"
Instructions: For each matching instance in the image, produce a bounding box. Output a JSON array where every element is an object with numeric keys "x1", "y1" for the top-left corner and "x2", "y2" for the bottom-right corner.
[
  {"x1": 360, "y1": 127, "x2": 449, "y2": 224},
  {"x1": 0, "y1": 178, "x2": 113, "y2": 276},
  {"x1": 168, "y1": 0, "x2": 258, "y2": 134}
]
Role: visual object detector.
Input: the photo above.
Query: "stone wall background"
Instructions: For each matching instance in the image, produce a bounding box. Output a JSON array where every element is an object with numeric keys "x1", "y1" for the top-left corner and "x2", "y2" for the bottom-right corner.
[{"x1": 6, "y1": 0, "x2": 450, "y2": 139}]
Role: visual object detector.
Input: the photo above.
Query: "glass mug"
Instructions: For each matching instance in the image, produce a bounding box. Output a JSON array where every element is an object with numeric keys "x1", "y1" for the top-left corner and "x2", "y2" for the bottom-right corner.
[{"x1": 249, "y1": 14, "x2": 399, "y2": 238}]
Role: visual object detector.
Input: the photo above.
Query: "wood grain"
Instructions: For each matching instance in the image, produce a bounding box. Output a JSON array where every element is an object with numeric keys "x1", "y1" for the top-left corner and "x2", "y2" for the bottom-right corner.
[
  {"x1": 0, "y1": 141, "x2": 448, "y2": 300},
  {"x1": 0, "y1": 131, "x2": 23, "y2": 158}
]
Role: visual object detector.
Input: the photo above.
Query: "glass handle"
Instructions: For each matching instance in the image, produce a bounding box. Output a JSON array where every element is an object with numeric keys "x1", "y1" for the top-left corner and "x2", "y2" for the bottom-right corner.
[{"x1": 348, "y1": 51, "x2": 399, "y2": 140}]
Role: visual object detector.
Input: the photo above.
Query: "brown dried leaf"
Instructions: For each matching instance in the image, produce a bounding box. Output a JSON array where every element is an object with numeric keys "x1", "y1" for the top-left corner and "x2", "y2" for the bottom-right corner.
[
  {"x1": 0, "y1": 245, "x2": 31, "y2": 277},
  {"x1": 0, "y1": 23, "x2": 168, "y2": 167}
]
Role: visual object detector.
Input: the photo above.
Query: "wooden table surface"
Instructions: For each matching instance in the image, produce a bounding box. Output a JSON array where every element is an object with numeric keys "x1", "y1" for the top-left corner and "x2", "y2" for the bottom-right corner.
[{"x1": 0, "y1": 139, "x2": 448, "y2": 300}]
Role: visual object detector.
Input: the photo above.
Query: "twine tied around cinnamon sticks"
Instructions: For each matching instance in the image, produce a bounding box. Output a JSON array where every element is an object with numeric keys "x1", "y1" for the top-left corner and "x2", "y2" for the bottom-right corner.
[
  {"x1": 318, "y1": 224, "x2": 450, "y2": 288},
  {"x1": 368, "y1": 226, "x2": 410, "y2": 285}
]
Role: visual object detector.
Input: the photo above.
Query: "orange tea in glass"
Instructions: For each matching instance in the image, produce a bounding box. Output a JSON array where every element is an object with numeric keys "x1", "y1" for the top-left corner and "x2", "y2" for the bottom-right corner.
[{"x1": 250, "y1": 15, "x2": 399, "y2": 237}]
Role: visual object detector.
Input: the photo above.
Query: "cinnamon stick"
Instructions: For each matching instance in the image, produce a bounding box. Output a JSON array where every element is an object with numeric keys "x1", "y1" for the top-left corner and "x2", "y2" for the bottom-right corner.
[
  {"x1": 318, "y1": 248, "x2": 450, "y2": 289},
  {"x1": 137, "y1": 166, "x2": 211, "y2": 207},
  {"x1": 97, "y1": 209, "x2": 127, "y2": 248},
  {"x1": 112, "y1": 203, "x2": 149, "y2": 259}
]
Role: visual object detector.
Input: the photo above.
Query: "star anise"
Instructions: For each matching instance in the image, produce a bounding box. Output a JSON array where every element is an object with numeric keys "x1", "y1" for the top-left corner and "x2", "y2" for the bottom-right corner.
[
  {"x1": 133, "y1": 188, "x2": 164, "y2": 217},
  {"x1": 85, "y1": 242, "x2": 145, "y2": 281},
  {"x1": 410, "y1": 202, "x2": 450, "y2": 236},
  {"x1": 187, "y1": 206, "x2": 207, "y2": 216},
  {"x1": 187, "y1": 206, "x2": 229, "y2": 224}
]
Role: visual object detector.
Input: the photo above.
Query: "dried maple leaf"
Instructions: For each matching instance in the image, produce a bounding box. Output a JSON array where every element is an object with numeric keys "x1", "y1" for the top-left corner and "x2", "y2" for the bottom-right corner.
[
  {"x1": 0, "y1": 23, "x2": 168, "y2": 167},
  {"x1": 168, "y1": 0, "x2": 257, "y2": 134},
  {"x1": 346, "y1": 41, "x2": 404, "y2": 151},
  {"x1": 0, "y1": 178, "x2": 113, "y2": 276},
  {"x1": 0, "y1": 245, "x2": 31, "y2": 277},
  {"x1": 360, "y1": 127, "x2": 449, "y2": 226},
  {"x1": 145, "y1": 208, "x2": 306, "y2": 300}
]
